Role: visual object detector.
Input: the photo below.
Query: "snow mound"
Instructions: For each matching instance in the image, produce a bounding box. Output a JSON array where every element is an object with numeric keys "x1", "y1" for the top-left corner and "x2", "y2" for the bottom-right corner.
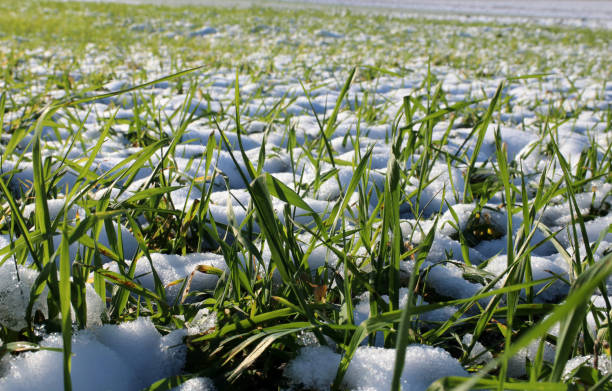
[
  {"x1": 0, "y1": 237, "x2": 105, "y2": 329},
  {"x1": 108, "y1": 252, "x2": 227, "y2": 303},
  {"x1": 286, "y1": 345, "x2": 466, "y2": 391},
  {"x1": 485, "y1": 255, "x2": 569, "y2": 302},
  {"x1": 189, "y1": 26, "x2": 217, "y2": 37},
  {"x1": 171, "y1": 377, "x2": 216, "y2": 391},
  {"x1": 285, "y1": 346, "x2": 341, "y2": 391},
  {"x1": 22, "y1": 199, "x2": 85, "y2": 222},
  {"x1": 0, "y1": 318, "x2": 187, "y2": 391},
  {"x1": 354, "y1": 289, "x2": 458, "y2": 329},
  {"x1": 0, "y1": 261, "x2": 46, "y2": 330},
  {"x1": 507, "y1": 339, "x2": 556, "y2": 377},
  {"x1": 564, "y1": 355, "x2": 612, "y2": 379}
]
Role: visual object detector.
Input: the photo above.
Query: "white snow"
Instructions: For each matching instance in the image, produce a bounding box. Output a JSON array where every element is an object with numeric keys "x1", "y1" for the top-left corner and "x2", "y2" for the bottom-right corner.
[
  {"x1": 286, "y1": 344, "x2": 467, "y2": 391},
  {"x1": 563, "y1": 355, "x2": 612, "y2": 379},
  {"x1": 170, "y1": 377, "x2": 216, "y2": 391},
  {"x1": 0, "y1": 318, "x2": 187, "y2": 391},
  {"x1": 0, "y1": 262, "x2": 47, "y2": 330}
]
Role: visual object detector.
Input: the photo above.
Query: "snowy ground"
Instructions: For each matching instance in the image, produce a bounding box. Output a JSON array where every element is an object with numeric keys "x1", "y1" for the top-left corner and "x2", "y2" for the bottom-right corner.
[
  {"x1": 279, "y1": 0, "x2": 612, "y2": 20},
  {"x1": 63, "y1": 0, "x2": 612, "y2": 29},
  {"x1": 0, "y1": 1, "x2": 611, "y2": 390}
]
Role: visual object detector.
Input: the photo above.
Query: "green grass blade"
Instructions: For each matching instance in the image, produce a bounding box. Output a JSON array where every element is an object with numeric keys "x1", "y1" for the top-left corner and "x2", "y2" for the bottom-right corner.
[
  {"x1": 0, "y1": 176, "x2": 41, "y2": 268},
  {"x1": 264, "y1": 173, "x2": 315, "y2": 213},
  {"x1": 323, "y1": 67, "x2": 355, "y2": 140},
  {"x1": 32, "y1": 107, "x2": 55, "y2": 265},
  {"x1": 328, "y1": 146, "x2": 373, "y2": 230},
  {"x1": 391, "y1": 219, "x2": 437, "y2": 391},
  {"x1": 463, "y1": 82, "x2": 504, "y2": 202},
  {"x1": 92, "y1": 268, "x2": 167, "y2": 310},
  {"x1": 190, "y1": 308, "x2": 296, "y2": 342},
  {"x1": 59, "y1": 66, "x2": 205, "y2": 108},
  {"x1": 426, "y1": 376, "x2": 567, "y2": 390},
  {"x1": 59, "y1": 212, "x2": 72, "y2": 391},
  {"x1": 139, "y1": 375, "x2": 196, "y2": 391}
]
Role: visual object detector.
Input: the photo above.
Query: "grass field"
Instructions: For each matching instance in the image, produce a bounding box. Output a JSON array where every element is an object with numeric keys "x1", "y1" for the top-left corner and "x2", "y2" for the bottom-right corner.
[{"x1": 0, "y1": 1, "x2": 611, "y2": 390}]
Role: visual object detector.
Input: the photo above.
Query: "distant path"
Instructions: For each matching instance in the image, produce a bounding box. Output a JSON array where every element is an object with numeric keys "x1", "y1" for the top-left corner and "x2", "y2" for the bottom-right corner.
[{"x1": 61, "y1": 0, "x2": 612, "y2": 29}]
